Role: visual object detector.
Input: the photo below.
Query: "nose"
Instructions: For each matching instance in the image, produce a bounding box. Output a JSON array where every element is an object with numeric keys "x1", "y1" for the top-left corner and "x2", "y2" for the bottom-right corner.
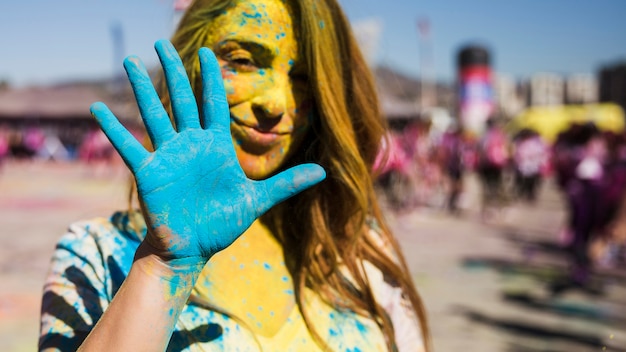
[{"x1": 250, "y1": 82, "x2": 288, "y2": 120}]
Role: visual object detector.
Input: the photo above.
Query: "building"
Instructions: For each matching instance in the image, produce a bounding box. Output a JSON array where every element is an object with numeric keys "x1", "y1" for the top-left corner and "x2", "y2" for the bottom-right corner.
[
  {"x1": 493, "y1": 73, "x2": 527, "y2": 119},
  {"x1": 565, "y1": 73, "x2": 598, "y2": 104},
  {"x1": 529, "y1": 73, "x2": 564, "y2": 106},
  {"x1": 0, "y1": 82, "x2": 141, "y2": 160},
  {"x1": 599, "y1": 61, "x2": 626, "y2": 112}
]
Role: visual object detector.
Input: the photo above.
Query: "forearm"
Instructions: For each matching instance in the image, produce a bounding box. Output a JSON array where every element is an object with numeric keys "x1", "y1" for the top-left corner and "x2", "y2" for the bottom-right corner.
[{"x1": 78, "y1": 242, "x2": 205, "y2": 351}]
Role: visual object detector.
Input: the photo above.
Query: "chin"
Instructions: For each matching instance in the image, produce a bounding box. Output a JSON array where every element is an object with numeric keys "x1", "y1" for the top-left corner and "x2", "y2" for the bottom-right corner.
[
  {"x1": 233, "y1": 136, "x2": 306, "y2": 181},
  {"x1": 242, "y1": 167, "x2": 275, "y2": 180},
  {"x1": 237, "y1": 152, "x2": 284, "y2": 180}
]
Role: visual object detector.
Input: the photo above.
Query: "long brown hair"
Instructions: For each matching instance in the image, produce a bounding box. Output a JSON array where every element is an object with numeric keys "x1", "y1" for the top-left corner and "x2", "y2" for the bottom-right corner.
[{"x1": 152, "y1": 0, "x2": 431, "y2": 350}]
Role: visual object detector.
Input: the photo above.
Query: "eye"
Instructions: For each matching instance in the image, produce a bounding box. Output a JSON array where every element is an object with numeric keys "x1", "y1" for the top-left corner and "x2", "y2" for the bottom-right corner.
[{"x1": 223, "y1": 51, "x2": 257, "y2": 72}]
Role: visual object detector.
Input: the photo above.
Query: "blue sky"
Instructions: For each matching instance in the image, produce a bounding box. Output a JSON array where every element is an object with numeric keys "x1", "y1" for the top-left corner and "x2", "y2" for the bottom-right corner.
[{"x1": 1, "y1": 0, "x2": 625, "y2": 87}]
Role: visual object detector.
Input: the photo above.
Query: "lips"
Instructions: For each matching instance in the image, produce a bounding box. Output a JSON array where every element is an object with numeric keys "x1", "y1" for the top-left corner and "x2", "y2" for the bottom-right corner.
[{"x1": 230, "y1": 115, "x2": 290, "y2": 150}]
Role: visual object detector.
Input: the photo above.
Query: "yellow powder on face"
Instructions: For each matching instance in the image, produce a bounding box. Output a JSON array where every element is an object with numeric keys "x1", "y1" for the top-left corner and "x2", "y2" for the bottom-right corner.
[{"x1": 197, "y1": 0, "x2": 312, "y2": 180}]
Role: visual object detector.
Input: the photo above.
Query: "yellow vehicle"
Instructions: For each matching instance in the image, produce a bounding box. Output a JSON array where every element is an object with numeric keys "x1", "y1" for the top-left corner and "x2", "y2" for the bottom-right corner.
[{"x1": 508, "y1": 103, "x2": 625, "y2": 142}]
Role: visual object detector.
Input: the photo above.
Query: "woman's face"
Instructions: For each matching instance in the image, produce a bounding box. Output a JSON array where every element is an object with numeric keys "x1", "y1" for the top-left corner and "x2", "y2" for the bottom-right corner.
[{"x1": 200, "y1": 0, "x2": 312, "y2": 180}]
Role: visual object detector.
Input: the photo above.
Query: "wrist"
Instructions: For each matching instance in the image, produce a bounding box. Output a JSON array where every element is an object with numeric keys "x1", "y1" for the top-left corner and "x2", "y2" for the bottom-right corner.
[{"x1": 134, "y1": 241, "x2": 206, "y2": 285}]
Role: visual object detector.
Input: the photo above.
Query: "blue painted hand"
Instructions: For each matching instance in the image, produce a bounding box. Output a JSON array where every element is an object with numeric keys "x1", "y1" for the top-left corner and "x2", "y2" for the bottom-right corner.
[{"x1": 90, "y1": 39, "x2": 325, "y2": 263}]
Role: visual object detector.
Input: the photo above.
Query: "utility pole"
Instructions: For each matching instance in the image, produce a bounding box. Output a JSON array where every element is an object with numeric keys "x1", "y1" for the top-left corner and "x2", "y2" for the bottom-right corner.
[
  {"x1": 110, "y1": 20, "x2": 126, "y2": 99},
  {"x1": 417, "y1": 17, "x2": 434, "y2": 111}
]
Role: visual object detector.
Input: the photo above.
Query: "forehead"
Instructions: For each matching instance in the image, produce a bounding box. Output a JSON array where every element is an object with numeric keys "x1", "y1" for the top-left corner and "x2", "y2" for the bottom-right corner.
[
  {"x1": 209, "y1": 0, "x2": 295, "y2": 39},
  {"x1": 199, "y1": 0, "x2": 300, "y2": 61}
]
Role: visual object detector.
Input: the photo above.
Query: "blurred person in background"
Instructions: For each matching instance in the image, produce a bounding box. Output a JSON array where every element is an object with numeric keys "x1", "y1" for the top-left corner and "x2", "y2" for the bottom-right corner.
[
  {"x1": 437, "y1": 122, "x2": 466, "y2": 214},
  {"x1": 24, "y1": 126, "x2": 46, "y2": 160},
  {"x1": 0, "y1": 127, "x2": 8, "y2": 170},
  {"x1": 476, "y1": 117, "x2": 510, "y2": 220},
  {"x1": 374, "y1": 128, "x2": 416, "y2": 211},
  {"x1": 561, "y1": 122, "x2": 607, "y2": 287},
  {"x1": 404, "y1": 117, "x2": 440, "y2": 207},
  {"x1": 552, "y1": 124, "x2": 584, "y2": 247},
  {"x1": 7, "y1": 125, "x2": 45, "y2": 160},
  {"x1": 589, "y1": 131, "x2": 626, "y2": 268},
  {"x1": 38, "y1": 0, "x2": 430, "y2": 351},
  {"x1": 512, "y1": 128, "x2": 549, "y2": 202}
]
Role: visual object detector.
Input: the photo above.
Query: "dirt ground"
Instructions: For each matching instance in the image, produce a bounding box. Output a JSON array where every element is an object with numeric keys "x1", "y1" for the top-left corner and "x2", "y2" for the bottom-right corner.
[{"x1": 0, "y1": 160, "x2": 129, "y2": 352}]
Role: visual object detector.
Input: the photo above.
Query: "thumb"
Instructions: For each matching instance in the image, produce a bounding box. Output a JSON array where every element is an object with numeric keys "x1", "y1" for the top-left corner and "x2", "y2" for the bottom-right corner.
[{"x1": 259, "y1": 163, "x2": 326, "y2": 210}]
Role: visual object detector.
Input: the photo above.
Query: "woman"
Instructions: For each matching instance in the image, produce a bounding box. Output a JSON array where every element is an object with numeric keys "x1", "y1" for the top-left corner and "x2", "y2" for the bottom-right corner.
[{"x1": 39, "y1": 0, "x2": 430, "y2": 350}]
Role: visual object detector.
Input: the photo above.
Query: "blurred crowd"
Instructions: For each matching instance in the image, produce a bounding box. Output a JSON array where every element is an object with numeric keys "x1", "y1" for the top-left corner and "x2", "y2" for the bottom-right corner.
[
  {"x1": 0, "y1": 125, "x2": 144, "y2": 174},
  {"x1": 375, "y1": 116, "x2": 626, "y2": 284}
]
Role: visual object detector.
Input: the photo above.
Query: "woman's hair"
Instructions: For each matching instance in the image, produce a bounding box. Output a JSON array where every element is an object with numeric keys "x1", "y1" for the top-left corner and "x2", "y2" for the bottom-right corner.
[{"x1": 149, "y1": 0, "x2": 431, "y2": 350}]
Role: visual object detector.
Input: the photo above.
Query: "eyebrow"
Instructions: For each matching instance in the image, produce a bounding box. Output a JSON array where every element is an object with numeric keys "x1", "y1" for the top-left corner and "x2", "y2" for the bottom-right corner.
[{"x1": 217, "y1": 37, "x2": 278, "y2": 61}]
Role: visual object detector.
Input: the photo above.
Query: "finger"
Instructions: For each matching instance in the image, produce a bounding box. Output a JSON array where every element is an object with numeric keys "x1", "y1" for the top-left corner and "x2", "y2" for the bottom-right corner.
[
  {"x1": 154, "y1": 39, "x2": 200, "y2": 131},
  {"x1": 257, "y1": 163, "x2": 326, "y2": 213},
  {"x1": 124, "y1": 55, "x2": 175, "y2": 149},
  {"x1": 199, "y1": 47, "x2": 229, "y2": 131},
  {"x1": 90, "y1": 102, "x2": 149, "y2": 172}
]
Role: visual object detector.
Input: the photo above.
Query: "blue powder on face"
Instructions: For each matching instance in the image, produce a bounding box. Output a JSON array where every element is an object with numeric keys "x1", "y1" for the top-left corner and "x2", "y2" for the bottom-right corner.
[
  {"x1": 242, "y1": 11, "x2": 262, "y2": 19},
  {"x1": 354, "y1": 320, "x2": 367, "y2": 333},
  {"x1": 319, "y1": 20, "x2": 325, "y2": 29}
]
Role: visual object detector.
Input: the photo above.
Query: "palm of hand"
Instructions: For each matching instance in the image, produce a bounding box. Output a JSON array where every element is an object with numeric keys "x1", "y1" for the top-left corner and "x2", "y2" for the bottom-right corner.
[
  {"x1": 136, "y1": 128, "x2": 262, "y2": 259},
  {"x1": 91, "y1": 40, "x2": 325, "y2": 263}
]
